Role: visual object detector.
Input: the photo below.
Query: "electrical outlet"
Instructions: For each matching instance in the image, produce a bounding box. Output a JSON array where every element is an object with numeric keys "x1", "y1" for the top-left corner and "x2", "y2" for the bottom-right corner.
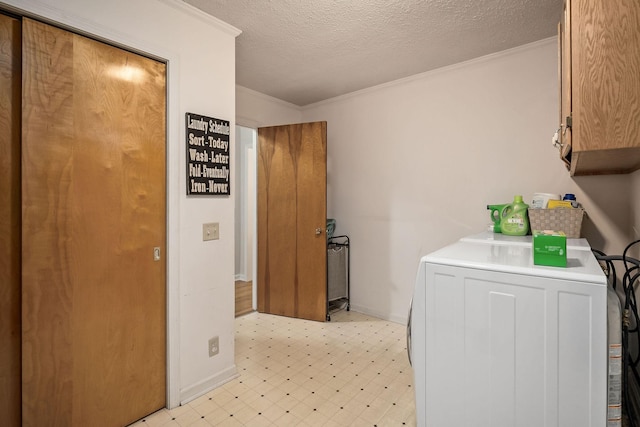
[
  {"x1": 203, "y1": 223, "x2": 219, "y2": 241},
  {"x1": 208, "y1": 336, "x2": 219, "y2": 357}
]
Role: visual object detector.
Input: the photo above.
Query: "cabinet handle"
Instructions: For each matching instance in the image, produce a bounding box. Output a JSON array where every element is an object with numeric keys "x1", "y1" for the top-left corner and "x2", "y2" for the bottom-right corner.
[
  {"x1": 565, "y1": 115, "x2": 572, "y2": 130},
  {"x1": 552, "y1": 127, "x2": 562, "y2": 149}
]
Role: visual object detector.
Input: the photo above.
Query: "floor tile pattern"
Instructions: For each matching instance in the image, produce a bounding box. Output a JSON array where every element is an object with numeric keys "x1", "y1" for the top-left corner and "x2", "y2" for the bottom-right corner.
[{"x1": 130, "y1": 310, "x2": 416, "y2": 426}]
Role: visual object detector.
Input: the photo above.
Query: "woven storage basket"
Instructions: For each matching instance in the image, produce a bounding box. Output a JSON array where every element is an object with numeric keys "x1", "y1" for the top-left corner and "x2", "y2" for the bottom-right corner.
[{"x1": 528, "y1": 208, "x2": 585, "y2": 238}]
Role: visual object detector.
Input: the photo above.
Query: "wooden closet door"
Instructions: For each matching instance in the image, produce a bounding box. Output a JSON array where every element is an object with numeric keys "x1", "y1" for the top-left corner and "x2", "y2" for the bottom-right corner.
[
  {"x1": 21, "y1": 18, "x2": 166, "y2": 426},
  {"x1": 0, "y1": 12, "x2": 22, "y2": 427}
]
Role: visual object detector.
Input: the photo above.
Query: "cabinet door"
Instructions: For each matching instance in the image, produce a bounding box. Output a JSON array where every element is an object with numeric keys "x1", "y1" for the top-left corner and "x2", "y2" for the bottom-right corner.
[{"x1": 569, "y1": 0, "x2": 640, "y2": 175}]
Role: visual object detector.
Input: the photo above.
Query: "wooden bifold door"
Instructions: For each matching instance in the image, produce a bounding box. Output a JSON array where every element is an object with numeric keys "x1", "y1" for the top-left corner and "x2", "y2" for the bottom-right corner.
[
  {"x1": 1, "y1": 15, "x2": 167, "y2": 427},
  {"x1": 257, "y1": 122, "x2": 327, "y2": 322}
]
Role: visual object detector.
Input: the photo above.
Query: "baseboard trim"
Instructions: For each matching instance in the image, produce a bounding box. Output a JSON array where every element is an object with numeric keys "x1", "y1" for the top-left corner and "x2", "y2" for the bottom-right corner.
[
  {"x1": 348, "y1": 304, "x2": 406, "y2": 325},
  {"x1": 179, "y1": 365, "x2": 239, "y2": 405}
]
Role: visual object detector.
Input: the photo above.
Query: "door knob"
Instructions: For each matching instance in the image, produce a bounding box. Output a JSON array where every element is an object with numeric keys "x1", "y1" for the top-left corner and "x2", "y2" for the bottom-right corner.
[{"x1": 315, "y1": 228, "x2": 323, "y2": 235}]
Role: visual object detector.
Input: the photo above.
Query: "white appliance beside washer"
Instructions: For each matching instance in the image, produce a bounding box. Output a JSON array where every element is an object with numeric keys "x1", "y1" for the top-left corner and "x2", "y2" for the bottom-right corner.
[{"x1": 409, "y1": 236, "x2": 607, "y2": 427}]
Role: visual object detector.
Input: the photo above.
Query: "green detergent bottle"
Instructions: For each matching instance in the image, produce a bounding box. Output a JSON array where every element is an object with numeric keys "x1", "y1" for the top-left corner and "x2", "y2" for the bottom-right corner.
[
  {"x1": 500, "y1": 195, "x2": 530, "y2": 236},
  {"x1": 487, "y1": 204, "x2": 508, "y2": 233}
]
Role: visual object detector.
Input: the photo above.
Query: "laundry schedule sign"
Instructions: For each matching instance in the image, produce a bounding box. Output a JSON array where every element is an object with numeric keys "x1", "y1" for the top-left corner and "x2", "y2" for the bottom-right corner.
[{"x1": 185, "y1": 112, "x2": 230, "y2": 195}]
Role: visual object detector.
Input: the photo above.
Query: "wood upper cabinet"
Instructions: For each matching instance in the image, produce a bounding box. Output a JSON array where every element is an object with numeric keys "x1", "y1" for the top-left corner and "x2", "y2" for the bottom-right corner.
[{"x1": 559, "y1": 0, "x2": 640, "y2": 176}]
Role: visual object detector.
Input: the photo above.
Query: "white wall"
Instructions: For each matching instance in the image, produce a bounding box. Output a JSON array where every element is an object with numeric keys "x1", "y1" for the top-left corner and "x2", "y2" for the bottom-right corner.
[
  {"x1": 1, "y1": 0, "x2": 239, "y2": 407},
  {"x1": 299, "y1": 38, "x2": 637, "y2": 323},
  {"x1": 237, "y1": 85, "x2": 303, "y2": 128},
  {"x1": 234, "y1": 37, "x2": 639, "y2": 326}
]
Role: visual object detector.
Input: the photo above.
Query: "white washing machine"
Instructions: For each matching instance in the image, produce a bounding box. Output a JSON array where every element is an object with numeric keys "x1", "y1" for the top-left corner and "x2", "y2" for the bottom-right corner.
[
  {"x1": 409, "y1": 235, "x2": 608, "y2": 427},
  {"x1": 456, "y1": 231, "x2": 622, "y2": 425}
]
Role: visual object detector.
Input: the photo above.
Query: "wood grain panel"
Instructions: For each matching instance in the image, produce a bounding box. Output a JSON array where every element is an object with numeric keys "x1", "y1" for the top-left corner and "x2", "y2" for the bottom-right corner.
[
  {"x1": 258, "y1": 122, "x2": 327, "y2": 322},
  {"x1": 295, "y1": 123, "x2": 327, "y2": 321},
  {"x1": 0, "y1": 13, "x2": 22, "y2": 427},
  {"x1": 22, "y1": 18, "x2": 166, "y2": 426},
  {"x1": 571, "y1": 0, "x2": 640, "y2": 173},
  {"x1": 258, "y1": 125, "x2": 298, "y2": 316},
  {"x1": 235, "y1": 281, "x2": 253, "y2": 317},
  {"x1": 22, "y1": 19, "x2": 75, "y2": 424}
]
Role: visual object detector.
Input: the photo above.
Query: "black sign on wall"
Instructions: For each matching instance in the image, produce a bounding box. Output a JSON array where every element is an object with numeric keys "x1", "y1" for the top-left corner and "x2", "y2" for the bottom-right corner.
[{"x1": 185, "y1": 112, "x2": 230, "y2": 195}]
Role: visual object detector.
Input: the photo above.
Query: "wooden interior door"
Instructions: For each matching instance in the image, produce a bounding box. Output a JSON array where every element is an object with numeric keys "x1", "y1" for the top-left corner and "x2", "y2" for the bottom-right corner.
[
  {"x1": 257, "y1": 122, "x2": 327, "y2": 322},
  {"x1": 0, "y1": 12, "x2": 22, "y2": 427},
  {"x1": 21, "y1": 18, "x2": 166, "y2": 426}
]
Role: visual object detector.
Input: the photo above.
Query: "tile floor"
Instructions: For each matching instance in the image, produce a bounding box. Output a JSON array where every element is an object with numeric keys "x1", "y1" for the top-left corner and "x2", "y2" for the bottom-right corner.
[{"x1": 130, "y1": 309, "x2": 416, "y2": 426}]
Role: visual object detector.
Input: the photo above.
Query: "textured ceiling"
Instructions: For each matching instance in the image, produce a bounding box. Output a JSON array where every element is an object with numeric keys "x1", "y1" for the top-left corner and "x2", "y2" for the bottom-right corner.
[{"x1": 183, "y1": 0, "x2": 563, "y2": 106}]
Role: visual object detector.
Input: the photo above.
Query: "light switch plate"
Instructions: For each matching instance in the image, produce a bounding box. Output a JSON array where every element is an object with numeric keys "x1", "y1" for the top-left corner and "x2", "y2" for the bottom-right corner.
[{"x1": 203, "y1": 223, "x2": 219, "y2": 241}]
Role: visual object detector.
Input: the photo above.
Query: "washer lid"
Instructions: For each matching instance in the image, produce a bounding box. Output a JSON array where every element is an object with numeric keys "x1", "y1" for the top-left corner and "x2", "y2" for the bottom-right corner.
[
  {"x1": 460, "y1": 230, "x2": 592, "y2": 251},
  {"x1": 422, "y1": 239, "x2": 605, "y2": 285}
]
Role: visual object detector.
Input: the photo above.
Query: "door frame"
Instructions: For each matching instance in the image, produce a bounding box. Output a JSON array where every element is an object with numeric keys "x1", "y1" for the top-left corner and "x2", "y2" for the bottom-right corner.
[
  {"x1": 235, "y1": 125, "x2": 258, "y2": 311},
  {"x1": 3, "y1": 3, "x2": 181, "y2": 408}
]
